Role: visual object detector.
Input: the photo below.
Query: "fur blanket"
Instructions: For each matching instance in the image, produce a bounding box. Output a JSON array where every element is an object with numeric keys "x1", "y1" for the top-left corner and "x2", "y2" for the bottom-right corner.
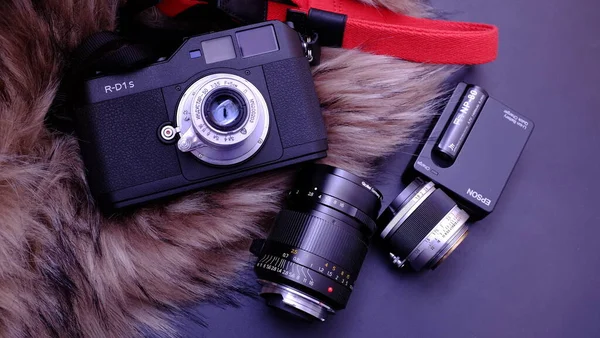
[{"x1": 0, "y1": 0, "x2": 455, "y2": 336}]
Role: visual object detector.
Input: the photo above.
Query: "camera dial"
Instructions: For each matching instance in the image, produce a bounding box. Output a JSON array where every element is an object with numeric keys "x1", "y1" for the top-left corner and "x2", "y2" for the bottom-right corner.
[{"x1": 176, "y1": 73, "x2": 270, "y2": 166}]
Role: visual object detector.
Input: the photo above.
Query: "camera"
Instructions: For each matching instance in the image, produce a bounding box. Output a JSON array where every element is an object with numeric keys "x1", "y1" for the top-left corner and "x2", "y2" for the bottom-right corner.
[
  {"x1": 250, "y1": 83, "x2": 533, "y2": 320},
  {"x1": 74, "y1": 21, "x2": 328, "y2": 210}
]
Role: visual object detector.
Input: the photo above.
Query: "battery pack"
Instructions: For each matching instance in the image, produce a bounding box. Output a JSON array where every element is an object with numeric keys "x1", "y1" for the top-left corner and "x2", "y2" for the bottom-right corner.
[
  {"x1": 413, "y1": 83, "x2": 534, "y2": 218},
  {"x1": 435, "y1": 85, "x2": 488, "y2": 162}
]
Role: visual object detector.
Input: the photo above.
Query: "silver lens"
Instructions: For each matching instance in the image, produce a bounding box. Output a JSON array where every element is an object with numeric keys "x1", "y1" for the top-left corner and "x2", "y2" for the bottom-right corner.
[
  {"x1": 175, "y1": 73, "x2": 269, "y2": 166},
  {"x1": 378, "y1": 179, "x2": 469, "y2": 271},
  {"x1": 258, "y1": 280, "x2": 334, "y2": 322}
]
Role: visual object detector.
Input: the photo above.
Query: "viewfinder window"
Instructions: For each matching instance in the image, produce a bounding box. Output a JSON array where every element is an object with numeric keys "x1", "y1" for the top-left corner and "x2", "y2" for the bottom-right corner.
[
  {"x1": 236, "y1": 25, "x2": 279, "y2": 58},
  {"x1": 202, "y1": 36, "x2": 236, "y2": 64}
]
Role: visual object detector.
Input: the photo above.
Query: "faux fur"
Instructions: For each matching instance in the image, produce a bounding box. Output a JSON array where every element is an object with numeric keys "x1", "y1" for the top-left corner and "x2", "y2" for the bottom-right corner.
[{"x1": 0, "y1": 0, "x2": 455, "y2": 336}]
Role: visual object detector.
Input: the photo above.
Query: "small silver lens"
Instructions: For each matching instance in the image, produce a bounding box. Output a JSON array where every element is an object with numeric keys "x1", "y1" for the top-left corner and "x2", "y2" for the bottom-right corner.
[
  {"x1": 378, "y1": 178, "x2": 469, "y2": 271},
  {"x1": 175, "y1": 73, "x2": 269, "y2": 166}
]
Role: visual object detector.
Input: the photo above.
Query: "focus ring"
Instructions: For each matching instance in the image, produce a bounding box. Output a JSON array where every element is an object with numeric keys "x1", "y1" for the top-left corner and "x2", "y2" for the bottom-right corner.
[
  {"x1": 355, "y1": 211, "x2": 376, "y2": 234},
  {"x1": 267, "y1": 209, "x2": 368, "y2": 274},
  {"x1": 387, "y1": 189, "x2": 456, "y2": 258},
  {"x1": 288, "y1": 190, "x2": 377, "y2": 234}
]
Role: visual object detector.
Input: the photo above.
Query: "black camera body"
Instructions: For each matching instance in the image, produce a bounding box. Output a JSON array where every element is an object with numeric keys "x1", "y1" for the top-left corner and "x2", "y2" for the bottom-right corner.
[{"x1": 75, "y1": 21, "x2": 328, "y2": 210}]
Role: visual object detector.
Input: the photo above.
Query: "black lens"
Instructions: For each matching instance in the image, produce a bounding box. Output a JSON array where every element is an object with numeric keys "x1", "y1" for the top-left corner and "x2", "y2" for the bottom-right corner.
[
  {"x1": 377, "y1": 178, "x2": 470, "y2": 271},
  {"x1": 253, "y1": 164, "x2": 382, "y2": 321},
  {"x1": 204, "y1": 88, "x2": 247, "y2": 132}
]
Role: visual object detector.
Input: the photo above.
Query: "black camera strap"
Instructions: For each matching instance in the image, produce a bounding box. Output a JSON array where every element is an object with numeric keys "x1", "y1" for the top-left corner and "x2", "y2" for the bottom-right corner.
[
  {"x1": 47, "y1": 31, "x2": 158, "y2": 131},
  {"x1": 48, "y1": 1, "x2": 170, "y2": 132},
  {"x1": 73, "y1": 33, "x2": 155, "y2": 73}
]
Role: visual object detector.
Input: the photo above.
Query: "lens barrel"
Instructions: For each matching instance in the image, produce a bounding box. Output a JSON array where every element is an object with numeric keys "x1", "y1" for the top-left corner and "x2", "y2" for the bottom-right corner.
[
  {"x1": 175, "y1": 73, "x2": 270, "y2": 166},
  {"x1": 378, "y1": 178, "x2": 469, "y2": 271},
  {"x1": 253, "y1": 164, "x2": 382, "y2": 321}
]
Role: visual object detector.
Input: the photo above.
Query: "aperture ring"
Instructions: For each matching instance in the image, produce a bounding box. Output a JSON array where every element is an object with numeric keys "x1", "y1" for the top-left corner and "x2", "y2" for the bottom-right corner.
[
  {"x1": 406, "y1": 206, "x2": 470, "y2": 271},
  {"x1": 267, "y1": 209, "x2": 369, "y2": 275}
]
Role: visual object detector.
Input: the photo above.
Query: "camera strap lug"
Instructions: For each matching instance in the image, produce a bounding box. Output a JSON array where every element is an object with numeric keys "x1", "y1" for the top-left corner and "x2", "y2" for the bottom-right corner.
[
  {"x1": 285, "y1": 8, "x2": 347, "y2": 66},
  {"x1": 300, "y1": 32, "x2": 321, "y2": 66},
  {"x1": 286, "y1": 10, "x2": 322, "y2": 66}
]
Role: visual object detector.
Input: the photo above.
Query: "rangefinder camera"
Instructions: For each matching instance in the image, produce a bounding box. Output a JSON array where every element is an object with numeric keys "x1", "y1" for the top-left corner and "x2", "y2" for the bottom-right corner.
[{"x1": 75, "y1": 21, "x2": 328, "y2": 210}]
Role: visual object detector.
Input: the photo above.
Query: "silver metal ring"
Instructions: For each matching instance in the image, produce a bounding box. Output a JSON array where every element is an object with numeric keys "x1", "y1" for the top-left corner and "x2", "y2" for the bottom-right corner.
[
  {"x1": 258, "y1": 280, "x2": 334, "y2": 322},
  {"x1": 175, "y1": 73, "x2": 270, "y2": 166},
  {"x1": 380, "y1": 182, "x2": 436, "y2": 239},
  {"x1": 406, "y1": 205, "x2": 469, "y2": 271}
]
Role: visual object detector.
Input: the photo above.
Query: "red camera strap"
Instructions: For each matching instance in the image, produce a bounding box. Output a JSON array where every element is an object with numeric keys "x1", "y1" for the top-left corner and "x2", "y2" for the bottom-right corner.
[{"x1": 157, "y1": 0, "x2": 498, "y2": 65}]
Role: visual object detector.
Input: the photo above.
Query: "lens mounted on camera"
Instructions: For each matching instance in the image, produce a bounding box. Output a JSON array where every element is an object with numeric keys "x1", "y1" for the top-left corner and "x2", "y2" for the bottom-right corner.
[{"x1": 175, "y1": 73, "x2": 270, "y2": 166}]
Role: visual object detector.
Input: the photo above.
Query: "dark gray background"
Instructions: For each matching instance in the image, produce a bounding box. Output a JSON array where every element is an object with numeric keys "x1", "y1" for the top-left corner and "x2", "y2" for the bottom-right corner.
[{"x1": 178, "y1": 0, "x2": 600, "y2": 336}]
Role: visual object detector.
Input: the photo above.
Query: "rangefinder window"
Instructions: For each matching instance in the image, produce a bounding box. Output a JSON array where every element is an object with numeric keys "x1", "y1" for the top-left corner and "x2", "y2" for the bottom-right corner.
[
  {"x1": 201, "y1": 36, "x2": 236, "y2": 64},
  {"x1": 236, "y1": 25, "x2": 279, "y2": 58}
]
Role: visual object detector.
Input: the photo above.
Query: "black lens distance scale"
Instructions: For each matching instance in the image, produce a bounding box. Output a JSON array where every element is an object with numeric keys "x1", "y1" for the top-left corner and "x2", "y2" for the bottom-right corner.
[{"x1": 251, "y1": 83, "x2": 534, "y2": 321}]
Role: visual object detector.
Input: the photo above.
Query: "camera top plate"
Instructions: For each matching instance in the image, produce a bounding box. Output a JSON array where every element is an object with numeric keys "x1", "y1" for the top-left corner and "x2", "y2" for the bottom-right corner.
[{"x1": 82, "y1": 21, "x2": 304, "y2": 105}]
